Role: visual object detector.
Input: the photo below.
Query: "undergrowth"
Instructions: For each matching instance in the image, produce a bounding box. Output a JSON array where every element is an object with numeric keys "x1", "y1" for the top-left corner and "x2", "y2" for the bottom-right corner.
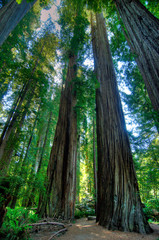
[
  {"x1": 143, "y1": 198, "x2": 159, "y2": 223},
  {"x1": 75, "y1": 198, "x2": 95, "y2": 219},
  {"x1": 0, "y1": 207, "x2": 39, "y2": 240}
]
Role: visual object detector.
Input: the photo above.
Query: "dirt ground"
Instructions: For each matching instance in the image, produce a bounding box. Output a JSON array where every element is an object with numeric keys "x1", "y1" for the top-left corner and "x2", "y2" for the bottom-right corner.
[
  {"x1": 57, "y1": 218, "x2": 159, "y2": 240},
  {"x1": 30, "y1": 218, "x2": 159, "y2": 240}
]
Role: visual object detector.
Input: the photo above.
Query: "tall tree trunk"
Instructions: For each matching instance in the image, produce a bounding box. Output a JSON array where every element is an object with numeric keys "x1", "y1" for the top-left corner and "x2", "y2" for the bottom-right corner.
[
  {"x1": 37, "y1": 54, "x2": 77, "y2": 219},
  {"x1": 91, "y1": 12, "x2": 152, "y2": 233},
  {"x1": 114, "y1": 0, "x2": 159, "y2": 113},
  {"x1": 0, "y1": 0, "x2": 36, "y2": 46}
]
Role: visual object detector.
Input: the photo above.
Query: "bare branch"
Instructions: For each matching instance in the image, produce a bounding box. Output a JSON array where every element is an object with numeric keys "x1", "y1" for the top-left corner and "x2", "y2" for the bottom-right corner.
[
  {"x1": 48, "y1": 228, "x2": 67, "y2": 240},
  {"x1": 28, "y1": 222, "x2": 65, "y2": 227}
]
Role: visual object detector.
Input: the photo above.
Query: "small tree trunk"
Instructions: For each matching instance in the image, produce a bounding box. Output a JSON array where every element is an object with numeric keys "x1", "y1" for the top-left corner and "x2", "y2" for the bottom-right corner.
[
  {"x1": 114, "y1": 0, "x2": 159, "y2": 113},
  {"x1": 10, "y1": 140, "x2": 26, "y2": 209},
  {"x1": 93, "y1": 115, "x2": 97, "y2": 211},
  {"x1": 0, "y1": 88, "x2": 24, "y2": 146},
  {"x1": 10, "y1": 110, "x2": 39, "y2": 208},
  {"x1": 0, "y1": 42, "x2": 46, "y2": 175},
  {"x1": 0, "y1": 95, "x2": 33, "y2": 175},
  {"x1": 27, "y1": 111, "x2": 53, "y2": 208},
  {"x1": 91, "y1": 12, "x2": 152, "y2": 233},
  {"x1": 37, "y1": 54, "x2": 77, "y2": 220},
  {"x1": 37, "y1": 111, "x2": 52, "y2": 173},
  {"x1": 76, "y1": 134, "x2": 81, "y2": 203},
  {"x1": 0, "y1": 0, "x2": 36, "y2": 46}
]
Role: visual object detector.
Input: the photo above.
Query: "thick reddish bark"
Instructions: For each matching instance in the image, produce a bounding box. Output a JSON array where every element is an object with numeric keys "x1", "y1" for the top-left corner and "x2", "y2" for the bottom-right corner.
[
  {"x1": 114, "y1": 0, "x2": 159, "y2": 113},
  {"x1": 0, "y1": 0, "x2": 36, "y2": 46},
  {"x1": 37, "y1": 54, "x2": 77, "y2": 219},
  {"x1": 91, "y1": 12, "x2": 152, "y2": 233}
]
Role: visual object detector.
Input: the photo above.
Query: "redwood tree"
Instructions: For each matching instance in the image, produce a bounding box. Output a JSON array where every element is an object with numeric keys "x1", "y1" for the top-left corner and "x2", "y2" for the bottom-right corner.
[
  {"x1": 37, "y1": 3, "x2": 88, "y2": 219},
  {"x1": 113, "y1": 0, "x2": 159, "y2": 113},
  {"x1": 91, "y1": 12, "x2": 152, "y2": 233},
  {"x1": 0, "y1": 0, "x2": 36, "y2": 46},
  {"x1": 37, "y1": 53, "x2": 78, "y2": 219}
]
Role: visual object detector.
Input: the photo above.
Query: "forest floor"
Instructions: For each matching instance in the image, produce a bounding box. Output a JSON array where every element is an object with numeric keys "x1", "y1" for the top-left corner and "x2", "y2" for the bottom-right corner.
[{"x1": 30, "y1": 218, "x2": 159, "y2": 240}]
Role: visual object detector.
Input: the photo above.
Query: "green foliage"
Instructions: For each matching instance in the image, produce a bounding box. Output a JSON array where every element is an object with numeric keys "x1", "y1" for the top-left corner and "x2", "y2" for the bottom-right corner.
[
  {"x1": 58, "y1": 0, "x2": 89, "y2": 59},
  {"x1": 70, "y1": 14, "x2": 89, "y2": 54},
  {"x1": 143, "y1": 199, "x2": 159, "y2": 222},
  {"x1": 75, "y1": 68, "x2": 97, "y2": 124},
  {"x1": 75, "y1": 208, "x2": 95, "y2": 218},
  {"x1": 0, "y1": 176, "x2": 24, "y2": 206},
  {"x1": 75, "y1": 198, "x2": 95, "y2": 218},
  {"x1": 140, "y1": 0, "x2": 159, "y2": 18},
  {"x1": 0, "y1": 207, "x2": 38, "y2": 239}
]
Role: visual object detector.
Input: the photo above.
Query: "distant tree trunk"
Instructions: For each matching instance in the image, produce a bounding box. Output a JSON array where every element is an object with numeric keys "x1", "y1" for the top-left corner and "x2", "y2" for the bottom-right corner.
[
  {"x1": 91, "y1": 12, "x2": 152, "y2": 233},
  {"x1": 0, "y1": 94, "x2": 33, "y2": 175},
  {"x1": 0, "y1": 81, "x2": 34, "y2": 170},
  {"x1": 10, "y1": 110, "x2": 39, "y2": 208},
  {"x1": 37, "y1": 54, "x2": 77, "y2": 219},
  {"x1": 76, "y1": 134, "x2": 80, "y2": 203},
  {"x1": 0, "y1": 83, "x2": 28, "y2": 147},
  {"x1": 0, "y1": 90, "x2": 23, "y2": 145},
  {"x1": 37, "y1": 111, "x2": 52, "y2": 173},
  {"x1": 10, "y1": 141, "x2": 26, "y2": 209},
  {"x1": 0, "y1": 177, "x2": 12, "y2": 228},
  {"x1": 26, "y1": 111, "x2": 53, "y2": 208},
  {"x1": 0, "y1": 43, "x2": 45, "y2": 175},
  {"x1": 114, "y1": 0, "x2": 159, "y2": 113},
  {"x1": 92, "y1": 115, "x2": 97, "y2": 211},
  {"x1": 0, "y1": 0, "x2": 36, "y2": 46}
]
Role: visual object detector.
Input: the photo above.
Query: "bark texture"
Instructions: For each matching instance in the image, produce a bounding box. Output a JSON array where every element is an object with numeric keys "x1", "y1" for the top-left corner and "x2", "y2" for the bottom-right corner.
[
  {"x1": 114, "y1": 0, "x2": 159, "y2": 113},
  {"x1": 91, "y1": 12, "x2": 152, "y2": 233},
  {"x1": 0, "y1": 0, "x2": 36, "y2": 46},
  {"x1": 38, "y1": 54, "x2": 77, "y2": 219}
]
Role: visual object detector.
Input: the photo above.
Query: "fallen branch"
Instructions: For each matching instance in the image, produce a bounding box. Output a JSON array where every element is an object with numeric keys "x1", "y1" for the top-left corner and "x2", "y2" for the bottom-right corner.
[
  {"x1": 48, "y1": 228, "x2": 67, "y2": 240},
  {"x1": 28, "y1": 222, "x2": 65, "y2": 227}
]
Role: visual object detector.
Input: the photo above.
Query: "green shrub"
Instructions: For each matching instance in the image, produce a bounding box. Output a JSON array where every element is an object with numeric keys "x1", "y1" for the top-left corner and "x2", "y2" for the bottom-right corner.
[
  {"x1": 75, "y1": 198, "x2": 95, "y2": 219},
  {"x1": 0, "y1": 207, "x2": 39, "y2": 239},
  {"x1": 143, "y1": 199, "x2": 159, "y2": 222}
]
